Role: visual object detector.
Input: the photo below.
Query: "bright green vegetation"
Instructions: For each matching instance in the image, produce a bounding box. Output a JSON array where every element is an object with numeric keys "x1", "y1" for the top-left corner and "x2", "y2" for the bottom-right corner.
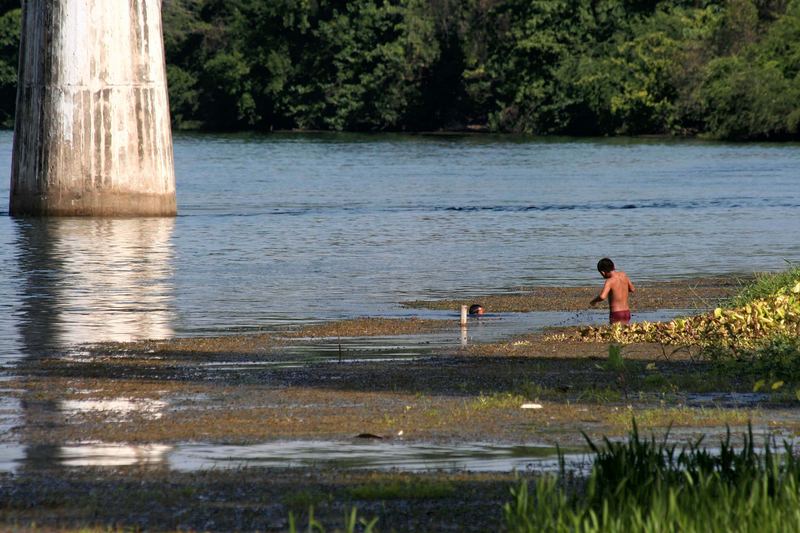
[
  {"x1": 607, "y1": 406, "x2": 754, "y2": 428},
  {"x1": 728, "y1": 265, "x2": 800, "y2": 308},
  {"x1": 1, "y1": 1, "x2": 799, "y2": 139},
  {"x1": 470, "y1": 392, "x2": 529, "y2": 410},
  {"x1": 505, "y1": 423, "x2": 800, "y2": 532}
]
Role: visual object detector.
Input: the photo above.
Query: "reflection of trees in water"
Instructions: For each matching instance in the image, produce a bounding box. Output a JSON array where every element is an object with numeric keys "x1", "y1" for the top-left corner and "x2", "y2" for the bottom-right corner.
[
  {"x1": 12, "y1": 218, "x2": 176, "y2": 471},
  {"x1": 14, "y1": 218, "x2": 176, "y2": 352}
]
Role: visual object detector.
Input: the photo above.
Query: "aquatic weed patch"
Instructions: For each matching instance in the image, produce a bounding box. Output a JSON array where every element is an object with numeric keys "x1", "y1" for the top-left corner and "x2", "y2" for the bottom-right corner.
[
  {"x1": 556, "y1": 276, "x2": 800, "y2": 354},
  {"x1": 470, "y1": 392, "x2": 529, "y2": 410}
]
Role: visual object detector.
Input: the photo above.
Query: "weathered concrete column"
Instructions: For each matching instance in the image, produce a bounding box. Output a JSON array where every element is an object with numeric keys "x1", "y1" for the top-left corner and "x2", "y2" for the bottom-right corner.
[{"x1": 10, "y1": 0, "x2": 176, "y2": 216}]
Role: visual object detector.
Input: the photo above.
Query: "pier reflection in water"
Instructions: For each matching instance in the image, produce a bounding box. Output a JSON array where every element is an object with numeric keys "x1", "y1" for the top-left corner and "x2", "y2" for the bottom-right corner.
[
  {"x1": 0, "y1": 440, "x2": 581, "y2": 473},
  {"x1": 10, "y1": 218, "x2": 176, "y2": 470},
  {"x1": 13, "y1": 217, "x2": 176, "y2": 354}
]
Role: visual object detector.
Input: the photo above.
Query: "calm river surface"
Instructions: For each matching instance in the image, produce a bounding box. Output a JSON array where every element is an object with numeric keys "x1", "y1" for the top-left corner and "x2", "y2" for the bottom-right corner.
[{"x1": 1, "y1": 131, "x2": 799, "y2": 358}]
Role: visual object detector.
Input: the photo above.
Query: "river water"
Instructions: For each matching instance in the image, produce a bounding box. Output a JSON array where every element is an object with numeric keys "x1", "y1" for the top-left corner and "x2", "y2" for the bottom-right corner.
[{"x1": 1, "y1": 131, "x2": 799, "y2": 359}]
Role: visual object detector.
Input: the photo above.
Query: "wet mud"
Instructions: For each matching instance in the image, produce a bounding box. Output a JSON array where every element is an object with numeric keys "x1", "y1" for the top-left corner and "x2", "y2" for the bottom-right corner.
[
  {"x1": 89, "y1": 317, "x2": 454, "y2": 358},
  {"x1": 0, "y1": 468, "x2": 523, "y2": 532}
]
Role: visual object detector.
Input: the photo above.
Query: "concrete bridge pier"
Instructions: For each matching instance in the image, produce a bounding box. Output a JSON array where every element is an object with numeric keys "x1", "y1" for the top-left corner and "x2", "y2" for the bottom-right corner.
[{"x1": 10, "y1": 0, "x2": 176, "y2": 216}]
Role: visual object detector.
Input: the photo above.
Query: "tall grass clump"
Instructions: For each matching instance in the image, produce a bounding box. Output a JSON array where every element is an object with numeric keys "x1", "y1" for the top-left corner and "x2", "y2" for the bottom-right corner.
[
  {"x1": 288, "y1": 506, "x2": 377, "y2": 533},
  {"x1": 504, "y1": 422, "x2": 800, "y2": 533},
  {"x1": 728, "y1": 265, "x2": 800, "y2": 308}
]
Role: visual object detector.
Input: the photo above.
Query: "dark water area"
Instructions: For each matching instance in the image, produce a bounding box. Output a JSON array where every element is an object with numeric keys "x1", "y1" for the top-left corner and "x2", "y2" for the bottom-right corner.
[{"x1": 1, "y1": 131, "x2": 799, "y2": 358}]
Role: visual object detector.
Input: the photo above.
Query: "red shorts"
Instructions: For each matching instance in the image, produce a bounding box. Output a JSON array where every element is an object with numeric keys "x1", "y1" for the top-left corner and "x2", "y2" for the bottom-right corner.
[{"x1": 610, "y1": 310, "x2": 631, "y2": 324}]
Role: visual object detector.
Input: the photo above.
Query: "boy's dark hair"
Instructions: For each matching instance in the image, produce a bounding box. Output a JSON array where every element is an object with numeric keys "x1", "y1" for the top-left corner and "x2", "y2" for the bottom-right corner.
[
  {"x1": 597, "y1": 258, "x2": 615, "y2": 273},
  {"x1": 469, "y1": 304, "x2": 484, "y2": 314}
]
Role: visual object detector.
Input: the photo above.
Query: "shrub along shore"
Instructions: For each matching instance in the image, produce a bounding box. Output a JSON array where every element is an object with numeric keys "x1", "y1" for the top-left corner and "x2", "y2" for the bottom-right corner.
[{"x1": 0, "y1": 1, "x2": 799, "y2": 139}]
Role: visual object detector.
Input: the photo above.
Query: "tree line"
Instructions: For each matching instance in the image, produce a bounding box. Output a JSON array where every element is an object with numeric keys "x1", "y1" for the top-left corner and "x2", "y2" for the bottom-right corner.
[{"x1": 0, "y1": 0, "x2": 798, "y2": 140}]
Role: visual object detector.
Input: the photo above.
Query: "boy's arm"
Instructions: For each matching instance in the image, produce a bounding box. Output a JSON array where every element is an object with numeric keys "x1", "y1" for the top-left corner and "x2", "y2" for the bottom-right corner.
[
  {"x1": 628, "y1": 277, "x2": 635, "y2": 293},
  {"x1": 590, "y1": 280, "x2": 612, "y2": 306}
]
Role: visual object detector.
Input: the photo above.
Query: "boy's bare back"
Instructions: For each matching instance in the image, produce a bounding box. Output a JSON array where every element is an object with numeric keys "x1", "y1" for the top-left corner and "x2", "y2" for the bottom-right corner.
[
  {"x1": 597, "y1": 271, "x2": 634, "y2": 312},
  {"x1": 590, "y1": 258, "x2": 635, "y2": 323}
]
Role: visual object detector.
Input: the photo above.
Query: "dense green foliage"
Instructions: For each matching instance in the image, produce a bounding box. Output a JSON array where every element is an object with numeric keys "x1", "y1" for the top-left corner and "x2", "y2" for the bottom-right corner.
[
  {"x1": 505, "y1": 424, "x2": 800, "y2": 532},
  {"x1": 0, "y1": 0, "x2": 799, "y2": 138}
]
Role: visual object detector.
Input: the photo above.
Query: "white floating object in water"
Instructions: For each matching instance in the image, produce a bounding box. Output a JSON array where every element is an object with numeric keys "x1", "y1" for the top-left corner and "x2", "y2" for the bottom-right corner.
[
  {"x1": 397, "y1": 430, "x2": 404, "y2": 436},
  {"x1": 520, "y1": 403, "x2": 543, "y2": 409}
]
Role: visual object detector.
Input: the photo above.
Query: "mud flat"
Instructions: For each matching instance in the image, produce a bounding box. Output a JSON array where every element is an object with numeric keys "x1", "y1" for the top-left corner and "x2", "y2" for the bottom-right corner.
[{"x1": 3, "y1": 274, "x2": 797, "y2": 532}]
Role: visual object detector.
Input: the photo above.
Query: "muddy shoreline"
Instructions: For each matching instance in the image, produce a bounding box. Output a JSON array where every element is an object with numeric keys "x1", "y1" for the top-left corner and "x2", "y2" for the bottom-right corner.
[{"x1": 3, "y1": 273, "x2": 796, "y2": 532}]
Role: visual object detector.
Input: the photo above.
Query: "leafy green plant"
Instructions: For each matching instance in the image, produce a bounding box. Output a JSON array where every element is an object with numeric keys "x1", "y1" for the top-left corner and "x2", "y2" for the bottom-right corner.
[{"x1": 729, "y1": 334, "x2": 800, "y2": 389}]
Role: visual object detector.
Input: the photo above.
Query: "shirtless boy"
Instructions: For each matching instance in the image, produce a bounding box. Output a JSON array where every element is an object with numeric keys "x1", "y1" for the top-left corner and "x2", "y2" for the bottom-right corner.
[{"x1": 589, "y1": 258, "x2": 635, "y2": 324}]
